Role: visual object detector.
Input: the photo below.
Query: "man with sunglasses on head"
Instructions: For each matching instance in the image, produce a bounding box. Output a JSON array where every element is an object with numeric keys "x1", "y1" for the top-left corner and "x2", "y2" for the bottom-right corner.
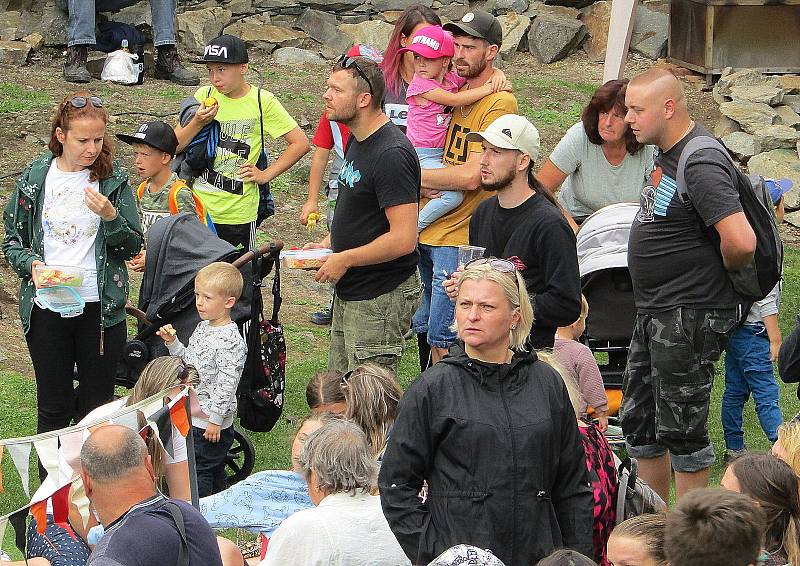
[
  {"x1": 444, "y1": 114, "x2": 582, "y2": 350},
  {"x1": 305, "y1": 56, "x2": 422, "y2": 374},
  {"x1": 413, "y1": 10, "x2": 519, "y2": 370}
]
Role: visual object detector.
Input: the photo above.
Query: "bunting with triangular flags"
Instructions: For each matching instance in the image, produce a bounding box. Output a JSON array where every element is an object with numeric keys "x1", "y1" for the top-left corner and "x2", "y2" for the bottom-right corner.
[
  {"x1": 7, "y1": 443, "x2": 31, "y2": 498},
  {"x1": 33, "y1": 437, "x2": 59, "y2": 485},
  {"x1": 169, "y1": 396, "x2": 190, "y2": 438},
  {"x1": 51, "y1": 483, "x2": 76, "y2": 541},
  {"x1": 147, "y1": 405, "x2": 175, "y2": 459}
]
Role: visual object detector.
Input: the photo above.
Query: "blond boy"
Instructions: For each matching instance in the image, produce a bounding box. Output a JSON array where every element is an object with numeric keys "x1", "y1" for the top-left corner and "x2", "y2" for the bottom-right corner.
[{"x1": 157, "y1": 262, "x2": 246, "y2": 496}]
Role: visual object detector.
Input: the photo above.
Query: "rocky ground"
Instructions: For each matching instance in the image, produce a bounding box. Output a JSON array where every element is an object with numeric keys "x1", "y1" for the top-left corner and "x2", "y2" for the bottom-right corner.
[{"x1": 0, "y1": 45, "x2": 774, "y2": 375}]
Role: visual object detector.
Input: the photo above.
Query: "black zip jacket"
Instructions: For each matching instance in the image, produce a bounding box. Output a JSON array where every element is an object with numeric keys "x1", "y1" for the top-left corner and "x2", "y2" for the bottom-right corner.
[{"x1": 379, "y1": 343, "x2": 593, "y2": 566}]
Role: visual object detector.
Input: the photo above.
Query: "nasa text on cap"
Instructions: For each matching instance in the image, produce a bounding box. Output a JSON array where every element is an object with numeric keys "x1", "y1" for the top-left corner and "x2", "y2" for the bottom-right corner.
[{"x1": 193, "y1": 34, "x2": 248, "y2": 65}]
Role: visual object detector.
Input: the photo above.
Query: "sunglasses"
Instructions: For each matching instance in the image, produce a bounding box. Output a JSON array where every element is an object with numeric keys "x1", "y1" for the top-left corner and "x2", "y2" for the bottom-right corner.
[
  {"x1": 337, "y1": 55, "x2": 374, "y2": 96},
  {"x1": 464, "y1": 257, "x2": 517, "y2": 273},
  {"x1": 66, "y1": 95, "x2": 104, "y2": 109}
]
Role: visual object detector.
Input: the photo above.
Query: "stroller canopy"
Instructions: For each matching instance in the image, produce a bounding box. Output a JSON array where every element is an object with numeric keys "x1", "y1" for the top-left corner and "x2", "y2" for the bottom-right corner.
[
  {"x1": 576, "y1": 203, "x2": 639, "y2": 278},
  {"x1": 139, "y1": 213, "x2": 252, "y2": 324}
]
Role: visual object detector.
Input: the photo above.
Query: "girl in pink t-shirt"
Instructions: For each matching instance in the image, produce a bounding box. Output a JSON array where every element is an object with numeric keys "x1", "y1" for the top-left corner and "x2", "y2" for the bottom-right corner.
[{"x1": 400, "y1": 24, "x2": 511, "y2": 231}]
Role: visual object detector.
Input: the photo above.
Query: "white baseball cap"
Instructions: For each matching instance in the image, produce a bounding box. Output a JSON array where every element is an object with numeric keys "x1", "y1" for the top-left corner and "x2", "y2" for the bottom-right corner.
[{"x1": 465, "y1": 114, "x2": 540, "y2": 162}]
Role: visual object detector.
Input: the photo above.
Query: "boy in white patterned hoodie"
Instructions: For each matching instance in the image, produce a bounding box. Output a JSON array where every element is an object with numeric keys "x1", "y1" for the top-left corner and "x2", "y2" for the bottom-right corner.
[{"x1": 158, "y1": 261, "x2": 247, "y2": 496}]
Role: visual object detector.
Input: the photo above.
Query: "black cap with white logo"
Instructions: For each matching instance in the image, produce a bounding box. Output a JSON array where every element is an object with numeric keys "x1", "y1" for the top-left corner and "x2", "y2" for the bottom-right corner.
[
  {"x1": 193, "y1": 34, "x2": 249, "y2": 65},
  {"x1": 443, "y1": 10, "x2": 503, "y2": 47},
  {"x1": 116, "y1": 121, "x2": 179, "y2": 156}
]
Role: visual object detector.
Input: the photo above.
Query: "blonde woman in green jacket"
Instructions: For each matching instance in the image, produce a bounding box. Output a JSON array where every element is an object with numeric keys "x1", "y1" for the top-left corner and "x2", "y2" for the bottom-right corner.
[{"x1": 2, "y1": 91, "x2": 142, "y2": 442}]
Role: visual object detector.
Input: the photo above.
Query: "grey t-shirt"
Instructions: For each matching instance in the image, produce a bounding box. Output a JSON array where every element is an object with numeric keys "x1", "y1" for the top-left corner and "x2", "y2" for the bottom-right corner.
[
  {"x1": 550, "y1": 122, "x2": 655, "y2": 218},
  {"x1": 628, "y1": 124, "x2": 742, "y2": 311}
]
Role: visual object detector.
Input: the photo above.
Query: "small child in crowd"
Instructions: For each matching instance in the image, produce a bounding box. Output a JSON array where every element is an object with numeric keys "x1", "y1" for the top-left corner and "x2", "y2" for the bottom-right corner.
[
  {"x1": 400, "y1": 25, "x2": 511, "y2": 231},
  {"x1": 116, "y1": 120, "x2": 212, "y2": 272},
  {"x1": 721, "y1": 180, "x2": 791, "y2": 460},
  {"x1": 553, "y1": 295, "x2": 609, "y2": 431},
  {"x1": 157, "y1": 262, "x2": 247, "y2": 497}
]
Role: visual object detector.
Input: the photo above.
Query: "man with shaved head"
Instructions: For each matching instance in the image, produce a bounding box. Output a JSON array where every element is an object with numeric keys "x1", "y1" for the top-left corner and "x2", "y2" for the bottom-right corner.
[
  {"x1": 621, "y1": 68, "x2": 755, "y2": 501},
  {"x1": 81, "y1": 425, "x2": 223, "y2": 566}
]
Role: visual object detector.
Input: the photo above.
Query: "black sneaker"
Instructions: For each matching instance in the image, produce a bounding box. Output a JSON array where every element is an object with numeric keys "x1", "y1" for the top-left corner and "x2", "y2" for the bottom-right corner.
[
  {"x1": 64, "y1": 45, "x2": 91, "y2": 83},
  {"x1": 155, "y1": 44, "x2": 200, "y2": 86},
  {"x1": 310, "y1": 307, "x2": 332, "y2": 326}
]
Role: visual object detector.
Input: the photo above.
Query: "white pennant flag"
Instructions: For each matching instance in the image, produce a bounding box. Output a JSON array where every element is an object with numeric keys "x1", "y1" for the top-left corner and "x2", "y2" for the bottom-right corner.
[
  {"x1": 33, "y1": 437, "x2": 60, "y2": 486},
  {"x1": 0, "y1": 516, "x2": 7, "y2": 558},
  {"x1": 7, "y1": 443, "x2": 32, "y2": 497}
]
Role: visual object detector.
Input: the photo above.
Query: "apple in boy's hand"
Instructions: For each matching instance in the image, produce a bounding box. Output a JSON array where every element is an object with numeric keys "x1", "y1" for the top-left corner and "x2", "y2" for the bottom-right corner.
[{"x1": 157, "y1": 324, "x2": 178, "y2": 344}]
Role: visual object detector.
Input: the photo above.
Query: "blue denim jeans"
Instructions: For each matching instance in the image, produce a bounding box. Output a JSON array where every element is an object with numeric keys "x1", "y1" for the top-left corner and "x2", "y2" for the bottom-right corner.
[
  {"x1": 412, "y1": 244, "x2": 458, "y2": 348},
  {"x1": 193, "y1": 424, "x2": 235, "y2": 497},
  {"x1": 722, "y1": 323, "x2": 783, "y2": 450},
  {"x1": 56, "y1": 0, "x2": 177, "y2": 47},
  {"x1": 416, "y1": 147, "x2": 463, "y2": 231}
]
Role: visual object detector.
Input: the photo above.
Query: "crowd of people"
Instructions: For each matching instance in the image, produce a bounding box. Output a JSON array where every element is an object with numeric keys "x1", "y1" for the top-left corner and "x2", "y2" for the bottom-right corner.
[{"x1": 2, "y1": 2, "x2": 800, "y2": 566}]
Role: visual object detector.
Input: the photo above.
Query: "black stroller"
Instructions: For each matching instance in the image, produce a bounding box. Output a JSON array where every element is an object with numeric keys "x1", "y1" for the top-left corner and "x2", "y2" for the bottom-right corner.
[
  {"x1": 576, "y1": 203, "x2": 639, "y2": 416},
  {"x1": 116, "y1": 213, "x2": 282, "y2": 486}
]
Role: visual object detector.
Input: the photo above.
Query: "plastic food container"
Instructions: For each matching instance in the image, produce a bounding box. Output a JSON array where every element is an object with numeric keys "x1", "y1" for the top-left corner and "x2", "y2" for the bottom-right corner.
[
  {"x1": 34, "y1": 286, "x2": 86, "y2": 317},
  {"x1": 280, "y1": 249, "x2": 332, "y2": 270},
  {"x1": 34, "y1": 264, "x2": 85, "y2": 288}
]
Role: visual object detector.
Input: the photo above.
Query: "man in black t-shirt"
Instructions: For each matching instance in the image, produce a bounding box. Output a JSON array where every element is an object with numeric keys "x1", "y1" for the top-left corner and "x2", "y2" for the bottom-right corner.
[
  {"x1": 462, "y1": 114, "x2": 581, "y2": 349},
  {"x1": 81, "y1": 426, "x2": 225, "y2": 566},
  {"x1": 306, "y1": 57, "x2": 421, "y2": 373},
  {"x1": 622, "y1": 68, "x2": 755, "y2": 502}
]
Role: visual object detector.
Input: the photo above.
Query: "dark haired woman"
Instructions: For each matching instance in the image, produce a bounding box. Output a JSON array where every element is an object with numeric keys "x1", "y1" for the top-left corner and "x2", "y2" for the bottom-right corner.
[
  {"x1": 3, "y1": 91, "x2": 142, "y2": 439},
  {"x1": 537, "y1": 79, "x2": 655, "y2": 227}
]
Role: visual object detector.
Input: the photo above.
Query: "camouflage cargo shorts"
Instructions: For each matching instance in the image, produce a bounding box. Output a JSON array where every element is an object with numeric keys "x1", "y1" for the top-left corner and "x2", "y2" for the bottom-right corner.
[{"x1": 620, "y1": 307, "x2": 737, "y2": 472}]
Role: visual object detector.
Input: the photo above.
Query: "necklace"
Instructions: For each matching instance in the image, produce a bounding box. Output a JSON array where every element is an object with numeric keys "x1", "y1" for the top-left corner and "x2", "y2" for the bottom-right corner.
[{"x1": 459, "y1": 84, "x2": 473, "y2": 118}]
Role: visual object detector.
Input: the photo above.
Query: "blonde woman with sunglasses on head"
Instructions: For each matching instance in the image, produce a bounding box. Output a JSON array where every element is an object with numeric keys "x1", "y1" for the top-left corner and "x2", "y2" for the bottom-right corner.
[
  {"x1": 3, "y1": 91, "x2": 142, "y2": 442},
  {"x1": 380, "y1": 258, "x2": 593, "y2": 566}
]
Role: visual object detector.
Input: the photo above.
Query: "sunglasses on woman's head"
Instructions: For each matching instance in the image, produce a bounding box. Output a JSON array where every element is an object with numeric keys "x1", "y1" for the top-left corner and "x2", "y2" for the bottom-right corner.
[
  {"x1": 336, "y1": 55, "x2": 374, "y2": 96},
  {"x1": 464, "y1": 257, "x2": 517, "y2": 273},
  {"x1": 67, "y1": 96, "x2": 104, "y2": 109}
]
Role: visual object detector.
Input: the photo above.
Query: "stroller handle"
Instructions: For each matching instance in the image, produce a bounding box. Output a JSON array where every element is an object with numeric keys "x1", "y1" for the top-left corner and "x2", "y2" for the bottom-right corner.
[{"x1": 124, "y1": 241, "x2": 284, "y2": 328}]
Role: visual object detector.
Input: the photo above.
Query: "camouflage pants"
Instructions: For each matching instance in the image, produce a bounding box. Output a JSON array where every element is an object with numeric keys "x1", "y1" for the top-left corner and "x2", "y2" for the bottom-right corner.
[
  {"x1": 329, "y1": 270, "x2": 422, "y2": 374},
  {"x1": 620, "y1": 307, "x2": 736, "y2": 472}
]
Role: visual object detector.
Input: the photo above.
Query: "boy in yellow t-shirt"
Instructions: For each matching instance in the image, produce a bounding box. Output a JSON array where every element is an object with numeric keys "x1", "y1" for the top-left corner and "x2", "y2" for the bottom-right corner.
[{"x1": 174, "y1": 34, "x2": 310, "y2": 250}]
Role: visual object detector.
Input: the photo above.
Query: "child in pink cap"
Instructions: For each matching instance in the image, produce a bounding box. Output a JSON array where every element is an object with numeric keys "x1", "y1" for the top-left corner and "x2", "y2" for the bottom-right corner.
[{"x1": 401, "y1": 24, "x2": 511, "y2": 231}]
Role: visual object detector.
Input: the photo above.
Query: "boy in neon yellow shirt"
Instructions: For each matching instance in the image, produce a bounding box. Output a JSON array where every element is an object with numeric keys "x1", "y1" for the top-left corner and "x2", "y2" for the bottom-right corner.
[{"x1": 175, "y1": 34, "x2": 310, "y2": 249}]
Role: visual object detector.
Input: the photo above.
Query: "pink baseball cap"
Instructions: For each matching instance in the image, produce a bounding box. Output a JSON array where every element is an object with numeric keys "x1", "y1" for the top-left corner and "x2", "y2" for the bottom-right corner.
[{"x1": 398, "y1": 25, "x2": 454, "y2": 59}]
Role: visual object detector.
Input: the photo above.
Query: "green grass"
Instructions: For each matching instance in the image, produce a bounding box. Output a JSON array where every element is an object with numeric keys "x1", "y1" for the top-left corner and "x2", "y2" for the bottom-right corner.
[
  {"x1": 512, "y1": 76, "x2": 598, "y2": 96},
  {"x1": 155, "y1": 87, "x2": 187, "y2": 101},
  {"x1": 0, "y1": 83, "x2": 50, "y2": 114}
]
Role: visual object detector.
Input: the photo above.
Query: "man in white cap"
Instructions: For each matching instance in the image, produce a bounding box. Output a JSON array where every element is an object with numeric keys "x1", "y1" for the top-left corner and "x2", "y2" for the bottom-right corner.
[{"x1": 446, "y1": 114, "x2": 581, "y2": 349}]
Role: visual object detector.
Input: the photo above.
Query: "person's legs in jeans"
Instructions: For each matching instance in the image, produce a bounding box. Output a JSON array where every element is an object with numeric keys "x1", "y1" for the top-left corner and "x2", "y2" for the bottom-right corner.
[
  {"x1": 412, "y1": 245, "x2": 435, "y2": 370},
  {"x1": 212, "y1": 425, "x2": 235, "y2": 493},
  {"x1": 722, "y1": 327, "x2": 750, "y2": 452},
  {"x1": 416, "y1": 148, "x2": 463, "y2": 232},
  {"x1": 739, "y1": 324, "x2": 783, "y2": 443},
  {"x1": 193, "y1": 426, "x2": 234, "y2": 497},
  {"x1": 426, "y1": 245, "x2": 458, "y2": 364},
  {"x1": 56, "y1": 0, "x2": 97, "y2": 46}
]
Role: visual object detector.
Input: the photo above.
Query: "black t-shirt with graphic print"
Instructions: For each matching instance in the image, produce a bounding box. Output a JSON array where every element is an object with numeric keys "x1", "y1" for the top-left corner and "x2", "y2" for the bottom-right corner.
[
  {"x1": 330, "y1": 121, "x2": 420, "y2": 301},
  {"x1": 628, "y1": 124, "x2": 743, "y2": 312}
]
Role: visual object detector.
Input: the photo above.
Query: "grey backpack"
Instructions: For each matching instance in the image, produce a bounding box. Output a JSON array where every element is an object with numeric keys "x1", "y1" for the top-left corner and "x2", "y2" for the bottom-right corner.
[{"x1": 614, "y1": 455, "x2": 666, "y2": 525}]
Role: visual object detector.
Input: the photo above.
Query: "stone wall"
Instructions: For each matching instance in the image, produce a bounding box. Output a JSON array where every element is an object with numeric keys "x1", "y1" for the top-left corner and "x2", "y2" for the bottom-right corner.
[{"x1": 0, "y1": 0, "x2": 670, "y2": 66}]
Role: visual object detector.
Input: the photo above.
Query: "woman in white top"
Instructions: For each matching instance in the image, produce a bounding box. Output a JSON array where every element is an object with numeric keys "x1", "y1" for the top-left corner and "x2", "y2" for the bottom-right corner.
[
  {"x1": 3, "y1": 91, "x2": 143, "y2": 439},
  {"x1": 537, "y1": 79, "x2": 655, "y2": 229}
]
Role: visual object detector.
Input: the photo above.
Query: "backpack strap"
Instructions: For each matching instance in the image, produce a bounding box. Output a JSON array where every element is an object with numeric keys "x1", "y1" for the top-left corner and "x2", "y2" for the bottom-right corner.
[
  {"x1": 162, "y1": 502, "x2": 189, "y2": 566},
  {"x1": 166, "y1": 179, "x2": 215, "y2": 233},
  {"x1": 136, "y1": 179, "x2": 148, "y2": 200},
  {"x1": 676, "y1": 135, "x2": 737, "y2": 206}
]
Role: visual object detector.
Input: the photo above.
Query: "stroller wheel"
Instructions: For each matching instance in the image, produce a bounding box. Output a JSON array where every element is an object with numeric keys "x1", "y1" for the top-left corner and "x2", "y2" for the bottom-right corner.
[{"x1": 225, "y1": 426, "x2": 255, "y2": 486}]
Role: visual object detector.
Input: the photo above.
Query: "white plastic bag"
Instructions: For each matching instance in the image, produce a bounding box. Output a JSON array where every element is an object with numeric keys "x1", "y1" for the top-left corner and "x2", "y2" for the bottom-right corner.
[{"x1": 101, "y1": 49, "x2": 139, "y2": 85}]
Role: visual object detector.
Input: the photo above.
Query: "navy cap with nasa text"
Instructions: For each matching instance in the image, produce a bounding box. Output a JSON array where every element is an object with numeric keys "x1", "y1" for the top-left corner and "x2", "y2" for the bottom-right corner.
[
  {"x1": 116, "y1": 121, "x2": 179, "y2": 157},
  {"x1": 194, "y1": 34, "x2": 249, "y2": 65}
]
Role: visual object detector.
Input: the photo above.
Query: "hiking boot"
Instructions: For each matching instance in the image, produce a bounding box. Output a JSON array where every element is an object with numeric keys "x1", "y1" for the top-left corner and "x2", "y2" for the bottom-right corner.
[
  {"x1": 155, "y1": 44, "x2": 200, "y2": 86},
  {"x1": 64, "y1": 45, "x2": 91, "y2": 83},
  {"x1": 310, "y1": 306, "x2": 332, "y2": 326}
]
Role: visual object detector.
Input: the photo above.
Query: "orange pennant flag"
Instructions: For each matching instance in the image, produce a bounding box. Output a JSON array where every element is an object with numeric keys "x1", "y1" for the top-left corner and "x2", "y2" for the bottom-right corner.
[
  {"x1": 30, "y1": 499, "x2": 47, "y2": 535},
  {"x1": 169, "y1": 398, "x2": 190, "y2": 438}
]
